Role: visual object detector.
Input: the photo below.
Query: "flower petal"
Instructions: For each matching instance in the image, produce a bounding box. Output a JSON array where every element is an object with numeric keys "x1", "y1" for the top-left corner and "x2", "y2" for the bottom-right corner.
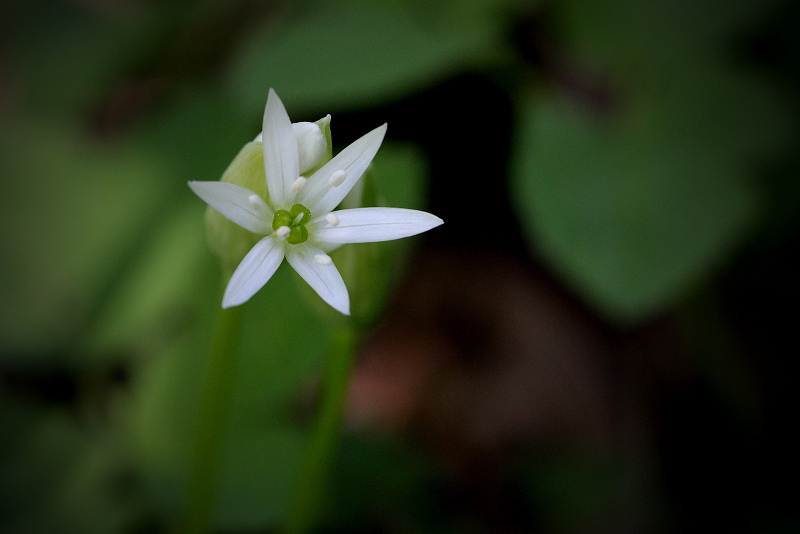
[
  {"x1": 222, "y1": 236, "x2": 285, "y2": 308},
  {"x1": 285, "y1": 243, "x2": 350, "y2": 315},
  {"x1": 188, "y1": 181, "x2": 272, "y2": 233},
  {"x1": 297, "y1": 124, "x2": 387, "y2": 215},
  {"x1": 254, "y1": 122, "x2": 325, "y2": 176},
  {"x1": 309, "y1": 207, "x2": 443, "y2": 244},
  {"x1": 262, "y1": 88, "x2": 299, "y2": 207}
]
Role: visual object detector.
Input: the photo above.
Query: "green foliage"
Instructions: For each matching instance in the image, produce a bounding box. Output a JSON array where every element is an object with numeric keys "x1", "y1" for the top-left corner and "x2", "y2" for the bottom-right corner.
[
  {"x1": 225, "y1": 0, "x2": 506, "y2": 111},
  {"x1": 0, "y1": 405, "x2": 142, "y2": 534},
  {"x1": 511, "y1": 90, "x2": 761, "y2": 322},
  {"x1": 0, "y1": 118, "x2": 172, "y2": 357},
  {"x1": 131, "y1": 266, "x2": 330, "y2": 530},
  {"x1": 510, "y1": 0, "x2": 791, "y2": 322}
]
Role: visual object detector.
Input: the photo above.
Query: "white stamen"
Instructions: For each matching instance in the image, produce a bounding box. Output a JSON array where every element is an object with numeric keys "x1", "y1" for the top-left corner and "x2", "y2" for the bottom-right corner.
[
  {"x1": 325, "y1": 213, "x2": 340, "y2": 226},
  {"x1": 314, "y1": 254, "x2": 332, "y2": 265},
  {"x1": 291, "y1": 177, "x2": 307, "y2": 192},
  {"x1": 328, "y1": 170, "x2": 346, "y2": 187},
  {"x1": 293, "y1": 212, "x2": 305, "y2": 225},
  {"x1": 276, "y1": 226, "x2": 290, "y2": 239},
  {"x1": 248, "y1": 194, "x2": 262, "y2": 209}
]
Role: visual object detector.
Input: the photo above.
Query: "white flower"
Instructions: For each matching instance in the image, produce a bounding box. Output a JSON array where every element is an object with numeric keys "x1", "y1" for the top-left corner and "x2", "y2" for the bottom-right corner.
[{"x1": 189, "y1": 89, "x2": 443, "y2": 315}]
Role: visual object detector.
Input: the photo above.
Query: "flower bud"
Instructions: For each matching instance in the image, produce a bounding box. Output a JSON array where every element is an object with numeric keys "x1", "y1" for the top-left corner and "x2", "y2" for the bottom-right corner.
[
  {"x1": 292, "y1": 122, "x2": 326, "y2": 175},
  {"x1": 253, "y1": 117, "x2": 331, "y2": 176}
]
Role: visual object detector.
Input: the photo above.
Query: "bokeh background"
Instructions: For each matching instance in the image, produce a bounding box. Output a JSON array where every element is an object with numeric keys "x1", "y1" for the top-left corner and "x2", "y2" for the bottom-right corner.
[{"x1": 1, "y1": 0, "x2": 798, "y2": 532}]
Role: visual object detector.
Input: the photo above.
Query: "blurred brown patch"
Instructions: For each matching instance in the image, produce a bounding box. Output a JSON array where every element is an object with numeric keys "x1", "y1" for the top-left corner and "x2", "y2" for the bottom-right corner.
[{"x1": 348, "y1": 244, "x2": 687, "y2": 460}]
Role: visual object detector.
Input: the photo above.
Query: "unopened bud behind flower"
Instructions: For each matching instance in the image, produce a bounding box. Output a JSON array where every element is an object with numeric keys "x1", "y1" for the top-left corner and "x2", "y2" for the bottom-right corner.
[
  {"x1": 254, "y1": 120, "x2": 329, "y2": 176},
  {"x1": 292, "y1": 122, "x2": 327, "y2": 175}
]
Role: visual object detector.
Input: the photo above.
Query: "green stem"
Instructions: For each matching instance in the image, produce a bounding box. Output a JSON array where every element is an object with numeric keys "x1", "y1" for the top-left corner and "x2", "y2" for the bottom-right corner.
[
  {"x1": 177, "y1": 304, "x2": 244, "y2": 534},
  {"x1": 282, "y1": 325, "x2": 359, "y2": 534}
]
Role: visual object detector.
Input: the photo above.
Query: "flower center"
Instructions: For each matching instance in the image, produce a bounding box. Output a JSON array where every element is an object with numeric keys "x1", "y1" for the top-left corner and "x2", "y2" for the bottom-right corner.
[{"x1": 272, "y1": 204, "x2": 311, "y2": 244}]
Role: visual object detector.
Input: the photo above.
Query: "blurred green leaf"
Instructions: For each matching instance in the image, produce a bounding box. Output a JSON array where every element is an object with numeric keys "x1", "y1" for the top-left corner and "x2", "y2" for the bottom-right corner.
[
  {"x1": 130, "y1": 86, "x2": 255, "y2": 185},
  {"x1": 225, "y1": 1, "x2": 506, "y2": 111},
  {"x1": 215, "y1": 428, "x2": 304, "y2": 530},
  {"x1": 553, "y1": 0, "x2": 785, "y2": 69},
  {"x1": 0, "y1": 405, "x2": 141, "y2": 534},
  {"x1": 0, "y1": 407, "x2": 87, "y2": 530},
  {"x1": 0, "y1": 118, "x2": 171, "y2": 357},
  {"x1": 131, "y1": 265, "x2": 330, "y2": 530},
  {"x1": 512, "y1": 90, "x2": 759, "y2": 323},
  {"x1": 371, "y1": 142, "x2": 430, "y2": 211},
  {"x1": 510, "y1": 1, "x2": 791, "y2": 323},
  {"x1": 5, "y1": 0, "x2": 166, "y2": 119},
  {"x1": 79, "y1": 85, "x2": 266, "y2": 354},
  {"x1": 323, "y1": 436, "x2": 439, "y2": 532},
  {"x1": 86, "y1": 202, "x2": 215, "y2": 356}
]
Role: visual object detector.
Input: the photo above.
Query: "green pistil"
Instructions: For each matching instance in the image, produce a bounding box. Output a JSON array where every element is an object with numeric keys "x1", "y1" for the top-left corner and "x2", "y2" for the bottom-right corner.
[
  {"x1": 273, "y1": 204, "x2": 312, "y2": 244},
  {"x1": 290, "y1": 204, "x2": 311, "y2": 225}
]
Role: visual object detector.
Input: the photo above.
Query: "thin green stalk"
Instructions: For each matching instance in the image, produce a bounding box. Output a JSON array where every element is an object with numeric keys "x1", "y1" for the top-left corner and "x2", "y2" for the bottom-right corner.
[
  {"x1": 177, "y1": 303, "x2": 244, "y2": 534},
  {"x1": 283, "y1": 325, "x2": 360, "y2": 534}
]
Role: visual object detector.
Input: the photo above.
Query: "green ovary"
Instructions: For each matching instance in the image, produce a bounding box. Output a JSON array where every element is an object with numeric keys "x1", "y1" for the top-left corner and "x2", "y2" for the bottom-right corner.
[{"x1": 272, "y1": 204, "x2": 312, "y2": 244}]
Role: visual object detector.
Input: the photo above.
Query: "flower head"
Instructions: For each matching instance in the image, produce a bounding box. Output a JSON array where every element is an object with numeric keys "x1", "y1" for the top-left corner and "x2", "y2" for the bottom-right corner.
[{"x1": 189, "y1": 89, "x2": 442, "y2": 315}]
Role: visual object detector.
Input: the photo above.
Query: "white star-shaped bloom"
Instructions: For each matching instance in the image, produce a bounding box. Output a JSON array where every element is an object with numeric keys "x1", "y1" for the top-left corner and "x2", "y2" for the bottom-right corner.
[{"x1": 189, "y1": 89, "x2": 443, "y2": 315}]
